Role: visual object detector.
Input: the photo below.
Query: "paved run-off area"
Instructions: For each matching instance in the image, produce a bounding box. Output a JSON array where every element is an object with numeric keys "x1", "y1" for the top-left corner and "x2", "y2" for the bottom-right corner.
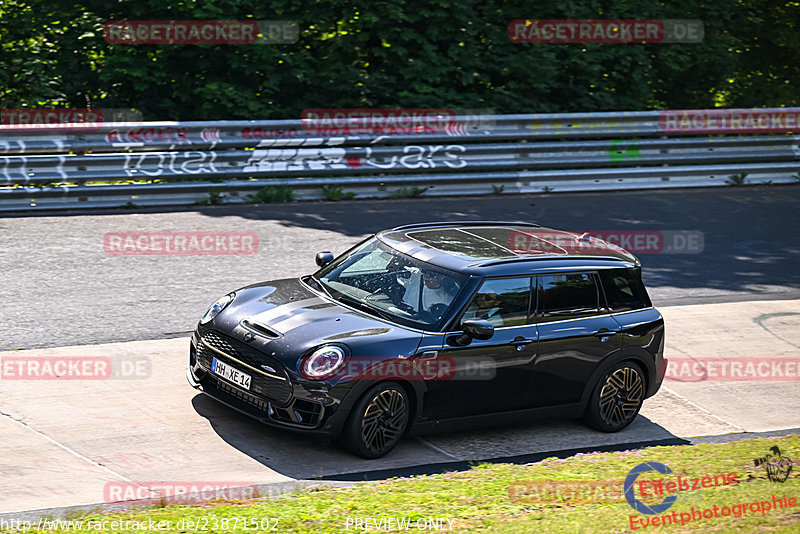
[{"x1": 0, "y1": 299, "x2": 798, "y2": 516}]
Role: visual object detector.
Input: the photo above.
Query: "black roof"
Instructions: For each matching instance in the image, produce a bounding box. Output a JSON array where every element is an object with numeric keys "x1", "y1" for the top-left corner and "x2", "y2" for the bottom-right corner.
[{"x1": 377, "y1": 221, "x2": 639, "y2": 276}]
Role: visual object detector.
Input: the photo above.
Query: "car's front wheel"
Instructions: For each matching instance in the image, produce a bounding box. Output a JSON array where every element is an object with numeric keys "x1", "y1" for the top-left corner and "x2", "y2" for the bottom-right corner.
[
  {"x1": 342, "y1": 382, "x2": 409, "y2": 459},
  {"x1": 584, "y1": 362, "x2": 645, "y2": 432}
]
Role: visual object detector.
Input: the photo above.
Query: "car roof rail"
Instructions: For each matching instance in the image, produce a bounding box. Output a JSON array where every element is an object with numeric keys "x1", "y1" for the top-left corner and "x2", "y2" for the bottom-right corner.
[
  {"x1": 473, "y1": 255, "x2": 633, "y2": 267},
  {"x1": 388, "y1": 221, "x2": 542, "y2": 232}
]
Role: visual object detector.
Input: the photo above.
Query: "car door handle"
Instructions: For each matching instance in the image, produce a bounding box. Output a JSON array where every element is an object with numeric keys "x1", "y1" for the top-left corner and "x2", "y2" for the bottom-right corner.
[
  {"x1": 510, "y1": 338, "x2": 535, "y2": 351},
  {"x1": 594, "y1": 330, "x2": 619, "y2": 342},
  {"x1": 593, "y1": 330, "x2": 619, "y2": 337}
]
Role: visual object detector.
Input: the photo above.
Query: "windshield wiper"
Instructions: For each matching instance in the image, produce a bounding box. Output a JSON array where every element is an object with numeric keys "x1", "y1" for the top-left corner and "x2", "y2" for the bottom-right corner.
[{"x1": 336, "y1": 294, "x2": 396, "y2": 322}]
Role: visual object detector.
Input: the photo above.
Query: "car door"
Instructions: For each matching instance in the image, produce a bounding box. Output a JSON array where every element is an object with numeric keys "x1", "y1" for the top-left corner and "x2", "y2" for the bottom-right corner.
[
  {"x1": 529, "y1": 272, "x2": 624, "y2": 408},
  {"x1": 598, "y1": 267, "x2": 665, "y2": 386},
  {"x1": 419, "y1": 276, "x2": 538, "y2": 419}
]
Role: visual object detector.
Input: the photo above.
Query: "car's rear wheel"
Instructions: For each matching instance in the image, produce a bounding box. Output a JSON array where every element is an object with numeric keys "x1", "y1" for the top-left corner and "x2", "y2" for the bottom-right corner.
[
  {"x1": 584, "y1": 362, "x2": 645, "y2": 432},
  {"x1": 342, "y1": 382, "x2": 409, "y2": 459}
]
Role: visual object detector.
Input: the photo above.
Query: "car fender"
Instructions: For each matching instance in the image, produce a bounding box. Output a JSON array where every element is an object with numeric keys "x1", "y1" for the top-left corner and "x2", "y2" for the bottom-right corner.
[
  {"x1": 333, "y1": 360, "x2": 428, "y2": 425},
  {"x1": 578, "y1": 347, "x2": 658, "y2": 406}
]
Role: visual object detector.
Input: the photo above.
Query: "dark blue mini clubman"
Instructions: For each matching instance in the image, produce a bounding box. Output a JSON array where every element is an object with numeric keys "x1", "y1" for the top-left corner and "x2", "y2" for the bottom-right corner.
[{"x1": 187, "y1": 221, "x2": 666, "y2": 458}]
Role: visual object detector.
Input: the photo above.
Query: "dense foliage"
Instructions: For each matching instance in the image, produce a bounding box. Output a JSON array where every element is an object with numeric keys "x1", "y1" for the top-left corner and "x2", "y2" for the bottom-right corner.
[{"x1": 0, "y1": 0, "x2": 797, "y2": 120}]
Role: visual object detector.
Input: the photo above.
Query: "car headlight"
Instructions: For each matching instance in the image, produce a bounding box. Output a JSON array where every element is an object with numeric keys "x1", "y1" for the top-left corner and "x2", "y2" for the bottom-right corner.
[
  {"x1": 301, "y1": 345, "x2": 348, "y2": 380},
  {"x1": 200, "y1": 293, "x2": 234, "y2": 324}
]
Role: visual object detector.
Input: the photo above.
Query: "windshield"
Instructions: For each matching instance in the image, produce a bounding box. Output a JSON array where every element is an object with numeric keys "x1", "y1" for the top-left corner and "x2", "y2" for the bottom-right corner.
[{"x1": 312, "y1": 238, "x2": 467, "y2": 329}]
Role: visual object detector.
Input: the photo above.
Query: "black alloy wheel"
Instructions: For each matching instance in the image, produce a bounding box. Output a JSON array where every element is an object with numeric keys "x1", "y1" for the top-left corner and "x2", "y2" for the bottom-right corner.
[
  {"x1": 584, "y1": 363, "x2": 644, "y2": 432},
  {"x1": 342, "y1": 382, "x2": 409, "y2": 459}
]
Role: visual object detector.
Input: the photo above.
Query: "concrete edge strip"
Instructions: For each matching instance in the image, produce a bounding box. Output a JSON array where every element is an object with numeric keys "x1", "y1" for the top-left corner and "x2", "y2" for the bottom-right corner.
[
  {"x1": 0, "y1": 480, "x2": 357, "y2": 523},
  {"x1": 686, "y1": 426, "x2": 800, "y2": 445}
]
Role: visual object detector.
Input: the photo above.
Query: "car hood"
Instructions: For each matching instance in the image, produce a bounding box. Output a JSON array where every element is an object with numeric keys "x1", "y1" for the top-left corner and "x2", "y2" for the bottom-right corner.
[{"x1": 209, "y1": 277, "x2": 423, "y2": 371}]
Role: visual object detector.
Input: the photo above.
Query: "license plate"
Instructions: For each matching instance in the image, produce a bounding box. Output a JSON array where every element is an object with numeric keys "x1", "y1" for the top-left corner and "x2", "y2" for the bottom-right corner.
[{"x1": 211, "y1": 357, "x2": 252, "y2": 390}]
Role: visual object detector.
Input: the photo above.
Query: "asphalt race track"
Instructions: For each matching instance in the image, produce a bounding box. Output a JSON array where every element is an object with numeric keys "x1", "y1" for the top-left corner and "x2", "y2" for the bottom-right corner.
[
  {"x1": 1, "y1": 186, "x2": 799, "y2": 517},
  {"x1": 2, "y1": 186, "x2": 800, "y2": 351}
]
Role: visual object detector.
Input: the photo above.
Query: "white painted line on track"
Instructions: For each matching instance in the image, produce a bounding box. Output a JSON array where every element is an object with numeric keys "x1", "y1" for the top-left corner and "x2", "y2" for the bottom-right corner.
[
  {"x1": 0, "y1": 408, "x2": 141, "y2": 485},
  {"x1": 661, "y1": 386, "x2": 747, "y2": 433}
]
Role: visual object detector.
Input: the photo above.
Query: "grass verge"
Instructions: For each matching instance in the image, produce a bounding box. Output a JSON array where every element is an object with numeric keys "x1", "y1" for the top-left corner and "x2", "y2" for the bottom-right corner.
[{"x1": 7, "y1": 434, "x2": 799, "y2": 533}]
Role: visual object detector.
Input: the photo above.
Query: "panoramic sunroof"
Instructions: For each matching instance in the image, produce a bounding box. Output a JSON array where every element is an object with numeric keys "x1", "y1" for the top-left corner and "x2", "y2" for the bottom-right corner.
[
  {"x1": 464, "y1": 227, "x2": 534, "y2": 252},
  {"x1": 406, "y1": 228, "x2": 517, "y2": 258}
]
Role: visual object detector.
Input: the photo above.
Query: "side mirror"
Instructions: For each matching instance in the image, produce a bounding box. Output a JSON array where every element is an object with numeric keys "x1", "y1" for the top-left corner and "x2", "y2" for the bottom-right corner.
[
  {"x1": 315, "y1": 251, "x2": 335, "y2": 268},
  {"x1": 455, "y1": 319, "x2": 494, "y2": 345}
]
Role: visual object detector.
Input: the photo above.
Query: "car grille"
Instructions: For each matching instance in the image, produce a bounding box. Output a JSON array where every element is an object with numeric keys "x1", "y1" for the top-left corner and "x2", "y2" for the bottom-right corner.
[
  {"x1": 196, "y1": 330, "x2": 293, "y2": 405},
  {"x1": 212, "y1": 377, "x2": 270, "y2": 412},
  {"x1": 202, "y1": 375, "x2": 323, "y2": 428}
]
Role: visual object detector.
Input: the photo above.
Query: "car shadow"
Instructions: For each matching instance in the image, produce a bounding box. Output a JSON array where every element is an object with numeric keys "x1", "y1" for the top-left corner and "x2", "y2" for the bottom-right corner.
[{"x1": 191, "y1": 393, "x2": 688, "y2": 481}]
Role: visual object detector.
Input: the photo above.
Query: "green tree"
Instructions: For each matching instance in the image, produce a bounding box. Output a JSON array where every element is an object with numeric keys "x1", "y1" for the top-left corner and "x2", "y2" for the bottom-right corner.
[{"x1": 1, "y1": 0, "x2": 797, "y2": 119}]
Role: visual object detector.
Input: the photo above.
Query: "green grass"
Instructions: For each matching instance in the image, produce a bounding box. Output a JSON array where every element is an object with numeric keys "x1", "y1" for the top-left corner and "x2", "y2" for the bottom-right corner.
[
  {"x1": 389, "y1": 185, "x2": 428, "y2": 198},
  {"x1": 6, "y1": 435, "x2": 799, "y2": 533},
  {"x1": 245, "y1": 185, "x2": 294, "y2": 203},
  {"x1": 196, "y1": 186, "x2": 226, "y2": 205},
  {"x1": 321, "y1": 184, "x2": 356, "y2": 201},
  {"x1": 725, "y1": 172, "x2": 749, "y2": 186}
]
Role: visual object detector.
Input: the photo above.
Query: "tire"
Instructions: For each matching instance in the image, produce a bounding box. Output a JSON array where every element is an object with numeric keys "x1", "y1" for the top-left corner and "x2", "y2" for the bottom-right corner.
[
  {"x1": 341, "y1": 382, "x2": 409, "y2": 459},
  {"x1": 583, "y1": 362, "x2": 645, "y2": 432}
]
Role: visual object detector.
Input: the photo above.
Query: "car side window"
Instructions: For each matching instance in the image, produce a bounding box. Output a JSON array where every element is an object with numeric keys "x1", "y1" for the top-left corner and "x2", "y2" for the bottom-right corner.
[
  {"x1": 536, "y1": 273, "x2": 599, "y2": 321},
  {"x1": 598, "y1": 268, "x2": 652, "y2": 312},
  {"x1": 460, "y1": 277, "x2": 532, "y2": 328}
]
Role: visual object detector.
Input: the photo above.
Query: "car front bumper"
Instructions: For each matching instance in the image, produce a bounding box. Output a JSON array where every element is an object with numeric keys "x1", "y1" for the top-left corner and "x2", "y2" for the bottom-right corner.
[{"x1": 187, "y1": 333, "x2": 352, "y2": 439}]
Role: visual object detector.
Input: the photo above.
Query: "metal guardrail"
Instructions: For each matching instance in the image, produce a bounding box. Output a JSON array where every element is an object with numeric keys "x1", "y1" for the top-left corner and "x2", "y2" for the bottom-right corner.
[{"x1": 1, "y1": 109, "x2": 799, "y2": 211}]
